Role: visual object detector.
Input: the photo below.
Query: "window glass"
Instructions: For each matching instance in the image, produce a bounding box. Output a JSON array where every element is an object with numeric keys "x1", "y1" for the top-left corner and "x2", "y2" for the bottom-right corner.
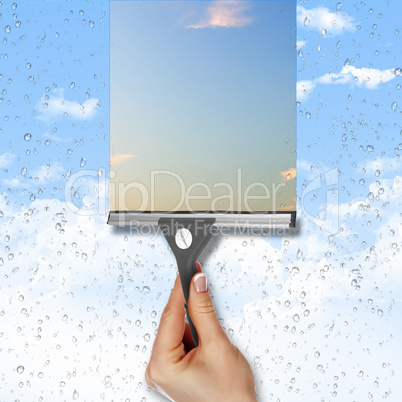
[{"x1": 0, "y1": 1, "x2": 400, "y2": 401}]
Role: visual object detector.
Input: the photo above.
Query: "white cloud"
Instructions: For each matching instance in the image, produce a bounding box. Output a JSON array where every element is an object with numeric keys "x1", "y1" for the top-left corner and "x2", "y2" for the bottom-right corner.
[
  {"x1": 358, "y1": 156, "x2": 402, "y2": 176},
  {"x1": 2, "y1": 162, "x2": 65, "y2": 188},
  {"x1": 2, "y1": 177, "x2": 21, "y2": 187},
  {"x1": 297, "y1": 5, "x2": 356, "y2": 36},
  {"x1": 43, "y1": 132, "x2": 72, "y2": 143},
  {"x1": 37, "y1": 89, "x2": 99, "y2": 122},
  {"x1": 0, "y1": 168, "x2": 401, "y2": 400},
  {"x1": 318, "y1": 66, "x2": 397, "y2": 89},
  {"x1": 186, "y1": 1, "x2": 253, "y2": 29},
  {"x1": 0, "y1": 152, "x2": 16, "y2": 167},
  {"x1": 298, "y1": 66, "x2": 399, "y2": 101},
  {"x1": 297, "y1": 80, "x2": 317, "y2": 101},
  {"x1": 31, "y1": 162, "x2": 65, "y2": 184},
  {"x1": 296, "y1": 40, "x2": 307, "y2": 50}
]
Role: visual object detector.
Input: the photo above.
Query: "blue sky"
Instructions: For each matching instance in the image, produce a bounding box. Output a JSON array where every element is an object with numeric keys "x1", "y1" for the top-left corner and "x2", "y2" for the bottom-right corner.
[
  {"x1": 0, "y1": 1, "x2": 401, "y2": 401},
  {"x1": 0, "y1": 0, "x2": 109, "y2": 209}
]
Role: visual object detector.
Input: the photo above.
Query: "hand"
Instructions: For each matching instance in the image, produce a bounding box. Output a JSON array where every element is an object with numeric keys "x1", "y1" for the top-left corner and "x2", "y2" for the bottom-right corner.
[{"x1": 145, "y1": 262, "x2": 258, "y2": 401}]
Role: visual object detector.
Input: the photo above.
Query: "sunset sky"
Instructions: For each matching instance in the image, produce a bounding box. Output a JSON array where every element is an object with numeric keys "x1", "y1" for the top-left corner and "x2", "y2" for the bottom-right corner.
[{"x1": 110, "y1": 1, "x2": 296, "y2": 212}]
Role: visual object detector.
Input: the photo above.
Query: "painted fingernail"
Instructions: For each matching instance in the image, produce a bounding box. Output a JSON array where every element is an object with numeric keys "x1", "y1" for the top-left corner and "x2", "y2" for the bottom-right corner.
[{"x1": 194, "y1": 273, "x2": 208, "y2": 293}]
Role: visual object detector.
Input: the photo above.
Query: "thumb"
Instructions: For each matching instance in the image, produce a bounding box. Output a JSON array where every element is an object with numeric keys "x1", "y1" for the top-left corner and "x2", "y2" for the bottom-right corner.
[{"x1": 188, "y1": 265, "x2": 226, "y2": 346}]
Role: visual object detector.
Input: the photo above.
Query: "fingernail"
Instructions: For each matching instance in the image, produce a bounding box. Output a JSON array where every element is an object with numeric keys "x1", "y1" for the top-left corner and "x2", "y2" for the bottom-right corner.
[{"x1": 194, "y1": 273, "x2": 208, "y2": 293}]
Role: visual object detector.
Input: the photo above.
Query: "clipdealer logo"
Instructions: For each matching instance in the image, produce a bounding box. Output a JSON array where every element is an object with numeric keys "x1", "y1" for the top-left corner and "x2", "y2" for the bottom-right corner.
[
  {"x1": 64, "y1": 168, "x2": 289, "y2": 217},
  {"x1": 300, "y1": 168, "x2": 339, "y2": 235}
]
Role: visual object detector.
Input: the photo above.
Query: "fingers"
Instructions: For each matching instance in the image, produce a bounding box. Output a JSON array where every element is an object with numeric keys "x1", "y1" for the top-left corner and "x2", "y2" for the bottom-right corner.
[
  {"x1": 152, "y1": 275, "x2": 186, "y2": 355},
  {"x1": 188, "y1": 262, "x2": 226, "y2": 346}
]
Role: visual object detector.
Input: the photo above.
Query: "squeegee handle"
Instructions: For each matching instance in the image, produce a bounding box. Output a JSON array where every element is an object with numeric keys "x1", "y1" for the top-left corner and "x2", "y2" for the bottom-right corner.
[
  {"x1": 177, "y1": 259, "x2": 200, "y2": 346},
  {"x1": 158, "y1": 217, "x2": 216, "y2": 348}
]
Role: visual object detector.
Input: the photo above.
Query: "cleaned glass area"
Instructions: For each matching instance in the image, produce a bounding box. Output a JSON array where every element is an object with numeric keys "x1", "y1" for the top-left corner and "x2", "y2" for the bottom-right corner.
[
  {"x1": 0, "y1": 1, "x2": 401, "y2": 401},
  {"x1": 110, "y1": 1, "x2": 296, "y2": 213}
]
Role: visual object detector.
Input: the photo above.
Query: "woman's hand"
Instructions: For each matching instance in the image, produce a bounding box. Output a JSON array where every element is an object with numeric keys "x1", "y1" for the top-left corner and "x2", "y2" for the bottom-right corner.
[{"x1": 145, "y1": 262, "x2": 258, "y2": 401}]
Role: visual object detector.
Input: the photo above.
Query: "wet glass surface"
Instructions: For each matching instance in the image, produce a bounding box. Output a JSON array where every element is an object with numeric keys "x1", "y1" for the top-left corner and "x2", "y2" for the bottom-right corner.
[{"x1": 0, "y1": 1, "x2": 401, "y2": 400}]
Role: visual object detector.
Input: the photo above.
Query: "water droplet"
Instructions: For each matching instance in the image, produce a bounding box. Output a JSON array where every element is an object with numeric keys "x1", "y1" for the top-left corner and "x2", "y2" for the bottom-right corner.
[
  {"x1": 17, "y1": 365, "x2": 25, "y2": 374},
  {"x1": 30, "y1": 194, "x2": 36, "y2": 201},
  {"x1": 89, "y1": 20, "x2": 95, "y2": 28},
  {"x1": 144, "y1": 333, "x2": 151, "y2": 342},
  {"x1": 24, "y1": 133, "x2": 32, "y2": 141},
  {"x1": 359, "y1": 179, "x2": 365, "y2": 186},
  {"x1": 253, "y1": 356, "x2": 261, "y2": 368},
  {"x1": 62, "y1": 314, "x2": 68, "y2": 321},
  {"x1": 26, "y1": 62, "x2": 31, "y2": 69},
  {"x1": 304, "y1": 17, "x2": 310, "y2": 26},
  {"x1": 4, "y1": 25, "x2": 11, "y2": 34},
  {"x1": 70, "y1": 82, "x2": 75, "y2": 89},
  {"x1": 143, "y1": 286, "x2": 150, "y2": 293},
  {"x1": 80, "y1": 158, "x2": 86, "y2": 167},
  {"x1": 366, "y1": 145, "x2": 374, "y2": 152},
  {"x1": 391, "y1": 102, "x2": 398, "y2": 110},
  {"x1": 73, "y1": 390, "x2": 79, "y2": 400},
  {"x1": 395, "y1": 67, "x2": 402, "y2": 76},
  {"x1": 314, "y1": 351, "x2": 320, "y2": 358},
  {"x1": 293, "y1": 314, "x2": 300, "y2": 322}
]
